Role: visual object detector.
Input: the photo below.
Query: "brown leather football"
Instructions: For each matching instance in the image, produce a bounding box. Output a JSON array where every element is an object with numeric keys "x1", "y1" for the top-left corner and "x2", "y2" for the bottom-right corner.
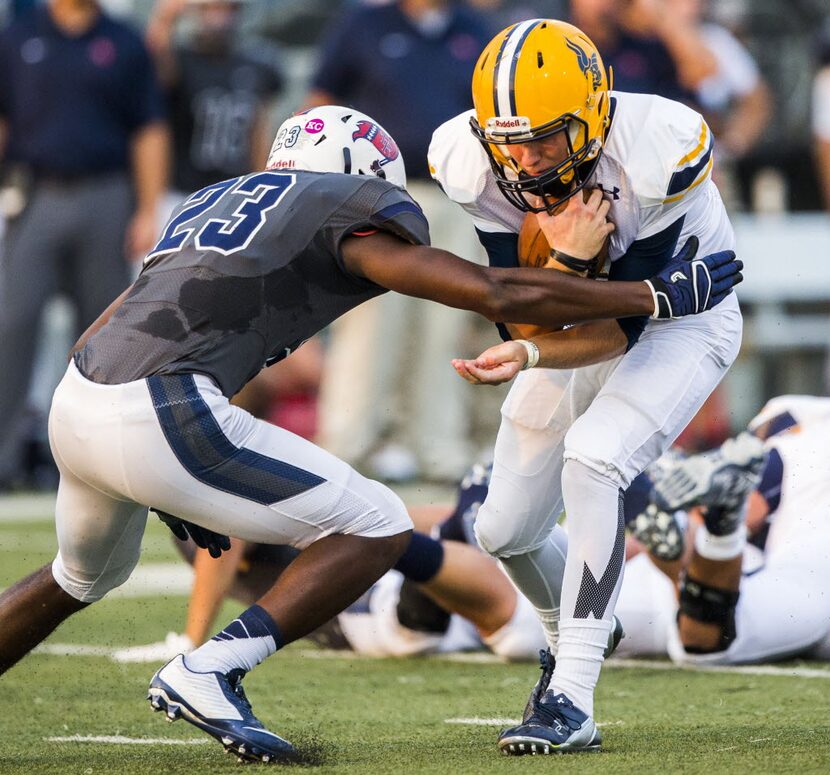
[{"x1": 516, "y1": 189, "x2": 610, "y2": 275}]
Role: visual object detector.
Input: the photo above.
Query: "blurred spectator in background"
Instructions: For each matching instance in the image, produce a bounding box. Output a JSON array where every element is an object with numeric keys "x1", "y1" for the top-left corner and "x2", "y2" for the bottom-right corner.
[
  {"x1": 303, "y1": 0, "x2": 495, "y2": 482},
  {"x1": 570, "y1": 0, "x2": 717, "y2": 103},
  {"x1": 0, "y1": 0, "x2": 169, "y2": 490},
  {"x1": 813, "y1": 18, "x2": 830, "y2": 214},
  {"x1": 146, "y1": 0, "x2": 283, "y2": 209},
  {"x1": 146, "y1": 0, "x2": 323, "y2": 577},
  {"x1": 667, "y1": 0, "x2": 771, "y2": 210}
]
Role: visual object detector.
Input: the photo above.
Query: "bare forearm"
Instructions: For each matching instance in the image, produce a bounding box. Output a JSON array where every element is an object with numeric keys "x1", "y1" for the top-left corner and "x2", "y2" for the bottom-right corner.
[
  {"x1": 654, "y1": 19, "x2": 718, "y2": 90},
  {"x1": 492, "y1": 268, "x2": 654, "y2": 327},
  {"x1": 722, "y1": 84, "x2": 772, "y2": 157},
  {"x1": 131, "y1": 122, "x2": 170, "y2": 214},
  {"x1": 344, "y1": 235, "x2": 654, "y2": 330},
  {"x1": 816, "y1": 138, "x2": 830, "y2": 213},
  {"x1": 531, "y1": 320, "x2": 628, "y2": 369}
]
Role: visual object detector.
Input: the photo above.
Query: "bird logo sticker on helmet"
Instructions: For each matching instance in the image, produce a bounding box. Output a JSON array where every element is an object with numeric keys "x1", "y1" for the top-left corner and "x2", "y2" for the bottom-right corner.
[
  {"x1": 351, "y1": 121, "x2": 400, "y2": 166},
  {"x1": 564, "y1": 37, "x2": 603, "y2": 92}
]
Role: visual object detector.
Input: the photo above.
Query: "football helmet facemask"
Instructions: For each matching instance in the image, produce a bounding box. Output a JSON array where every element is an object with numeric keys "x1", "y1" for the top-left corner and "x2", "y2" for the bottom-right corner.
[
  {"x1": 267, "y1": 105, "x2": 406, "y2": 188},
  {"x1": 471, "y1": 19, "x2": 611, "y2": 213}
]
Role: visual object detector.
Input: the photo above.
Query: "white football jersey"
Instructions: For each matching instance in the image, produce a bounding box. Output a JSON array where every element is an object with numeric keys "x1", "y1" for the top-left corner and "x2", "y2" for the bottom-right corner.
[
  {"x1": 750, "y1": 397, "x2": 830, "y2": 560},
  {"x1": 428, "y1": 91, "x2": 735, "y2": 270}
]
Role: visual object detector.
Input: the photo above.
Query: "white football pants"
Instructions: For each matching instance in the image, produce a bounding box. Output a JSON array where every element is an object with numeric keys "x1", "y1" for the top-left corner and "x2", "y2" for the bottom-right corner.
[
  {"x1": 475, "y1": 294, "x2": 742, "y2": 710},
  {"x1": 48, "y1": 362, "x2": 412, "y2": 603}
]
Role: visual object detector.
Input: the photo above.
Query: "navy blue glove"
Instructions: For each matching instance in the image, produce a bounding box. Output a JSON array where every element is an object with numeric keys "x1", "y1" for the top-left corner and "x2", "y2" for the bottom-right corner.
[
  {"x1": 646, "y1": 236, "x2": 743, "y2": 319},
  {"x1": 153, "y1": 508, "x2": 231, "y2": 559}
]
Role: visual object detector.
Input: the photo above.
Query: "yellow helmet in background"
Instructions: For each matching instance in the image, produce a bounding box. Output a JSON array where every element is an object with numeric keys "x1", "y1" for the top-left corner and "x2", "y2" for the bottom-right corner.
[{"x1": 471, "y1": 19, "x2": 611, "y2": 213}]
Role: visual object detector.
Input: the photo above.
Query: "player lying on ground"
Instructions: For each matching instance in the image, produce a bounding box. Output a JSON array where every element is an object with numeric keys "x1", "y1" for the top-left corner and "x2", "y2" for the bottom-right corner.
[
  {"x1": 114, "y1": 461, "x2": 624, "y2": 663},
  {"x1": 0, "y1": 105, "x2": 740, "y2": 764},
  {"x1": 617, "y1": 394, "x2": 830, "y2": 664},
  {"x1": 431, "y1": 17, "x2": 747, "y2": 756}
]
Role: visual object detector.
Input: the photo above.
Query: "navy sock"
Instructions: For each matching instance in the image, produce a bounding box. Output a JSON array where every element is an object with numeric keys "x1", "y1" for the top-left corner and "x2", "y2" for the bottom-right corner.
[{"x1": 393, "y1": 532, "x2": 445, "y2": 583}]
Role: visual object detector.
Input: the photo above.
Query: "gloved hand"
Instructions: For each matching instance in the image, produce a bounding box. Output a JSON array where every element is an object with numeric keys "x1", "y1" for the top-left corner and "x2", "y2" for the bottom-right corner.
[
  {"x1": 646, "y1": 236, "x2": 743, "y2": 319},
  {"x1": 153, "y1": 508, "x2": 231, "y2": 559}
]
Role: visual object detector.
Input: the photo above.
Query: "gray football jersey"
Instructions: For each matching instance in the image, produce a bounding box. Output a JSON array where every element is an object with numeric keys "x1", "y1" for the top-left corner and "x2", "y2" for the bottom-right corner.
[{"x1": 76, "y1": 171, "x2": 429, "y2": 397}]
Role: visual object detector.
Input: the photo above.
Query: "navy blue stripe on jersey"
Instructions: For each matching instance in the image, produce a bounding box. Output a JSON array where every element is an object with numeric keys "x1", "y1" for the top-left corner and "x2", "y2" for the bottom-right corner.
[
  {"x1": 375, "y1": 200, "x2": 426, "y2": 224},
  {"x1": 475, "y1": 229, "x2": 519, "y2": 342},
  {"x1": 508, "y1": 21, "x2": 541, "y2": 115},
  {"x1": 759, "y1": 411, "x2": 798, "y2": 439},
  {"x1": 666, "y1": 134, "x2": 714, "y2": 197},
  {"x1": 757, "y1": 446, "x2": 783, "y2": 515},
  {"x1": 492, "y1": 25, "x2": 516, "y2": 117},
  {"x1": 148, "y1": 374, "x2": 325, "y2": 505},
  {"x1": 609, "y1": 215, "x2": 686, "y2": 349},
  {"x1": 476, "y1": 228, "x2": 519, "y2": 268}
]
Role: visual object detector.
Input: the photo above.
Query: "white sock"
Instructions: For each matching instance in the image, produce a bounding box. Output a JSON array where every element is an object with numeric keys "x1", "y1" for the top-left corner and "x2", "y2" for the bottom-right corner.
[
  {"x1": 550, "y1": 618, "x2": 611, "y2": 717},
  {"x1": 184, "y1": 605, "x2": 283, "y2": 675},
  {"x1": 695, "y1": 523, "x2": 747, "y2": 561}
]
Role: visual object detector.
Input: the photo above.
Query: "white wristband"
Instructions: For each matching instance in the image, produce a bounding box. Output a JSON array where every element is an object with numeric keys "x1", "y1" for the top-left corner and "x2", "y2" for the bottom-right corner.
[{"x1": 516, "y1": 339, "x2": 540, "y2": 370}]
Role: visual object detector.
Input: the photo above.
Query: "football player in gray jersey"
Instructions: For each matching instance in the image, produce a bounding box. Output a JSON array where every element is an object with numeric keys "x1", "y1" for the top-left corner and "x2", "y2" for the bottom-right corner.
[{"x1": 0, "y1": 106, "x2": 741, "y2": 764}]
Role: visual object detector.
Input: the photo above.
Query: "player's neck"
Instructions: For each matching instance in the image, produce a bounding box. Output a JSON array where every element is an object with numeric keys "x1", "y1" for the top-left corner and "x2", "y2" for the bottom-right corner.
[{"x1": 48, "y1": 0, "x2": 100, "y2": 37}]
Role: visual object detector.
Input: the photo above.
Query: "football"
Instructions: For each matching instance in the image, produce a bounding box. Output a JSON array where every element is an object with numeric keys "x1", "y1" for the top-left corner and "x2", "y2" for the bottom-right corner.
[
  {"x1": 517, "y1": 212, "x2": 552, "y2": 269},
  {"x1": 516, "y1": 189, "x2": 610, "y2": 275}
]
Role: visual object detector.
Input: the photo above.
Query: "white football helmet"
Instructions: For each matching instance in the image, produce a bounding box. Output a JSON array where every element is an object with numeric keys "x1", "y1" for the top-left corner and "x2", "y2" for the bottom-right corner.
[{"x1": 266, "y1": 106, "x2": 406, "y2": 188}]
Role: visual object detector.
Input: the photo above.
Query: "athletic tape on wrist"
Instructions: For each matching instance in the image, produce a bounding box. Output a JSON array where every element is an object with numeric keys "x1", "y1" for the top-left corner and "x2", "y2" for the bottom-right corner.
[{"x1": 516, "y1": 339, "x2": 540, "y2": 370}]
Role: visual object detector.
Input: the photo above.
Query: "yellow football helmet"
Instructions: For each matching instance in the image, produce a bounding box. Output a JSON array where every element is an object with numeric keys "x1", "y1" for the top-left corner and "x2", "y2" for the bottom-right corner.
[{"x1": 471, "y1": 19, "x2": 612, "y2": 213}]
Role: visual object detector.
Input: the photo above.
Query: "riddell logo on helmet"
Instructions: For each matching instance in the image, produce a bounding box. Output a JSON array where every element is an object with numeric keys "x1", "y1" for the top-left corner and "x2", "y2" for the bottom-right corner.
[
  {"x1": 494, "y1": 118, "x2": 522, "y2": 128},
  {"x1": 267, "y1": 159, "x2": 296, "y2": 169},
  {"x1": 304, "y1": 118, "x2": 325, "y2": 133}
]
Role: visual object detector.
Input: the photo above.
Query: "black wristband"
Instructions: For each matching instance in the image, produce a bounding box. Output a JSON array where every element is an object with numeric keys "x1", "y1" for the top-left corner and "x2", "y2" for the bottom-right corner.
[{"x1": 550, "y1": 250, "x2": 598, "y2": 277}]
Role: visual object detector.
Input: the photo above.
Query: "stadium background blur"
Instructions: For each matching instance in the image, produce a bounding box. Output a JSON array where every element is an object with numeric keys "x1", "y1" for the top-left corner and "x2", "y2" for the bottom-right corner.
[{"x1": 1, "y1": 0, "x2": 829, "y2": 490}]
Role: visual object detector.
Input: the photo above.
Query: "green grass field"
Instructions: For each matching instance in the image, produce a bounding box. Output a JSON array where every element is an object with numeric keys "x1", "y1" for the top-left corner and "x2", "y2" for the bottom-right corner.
[{"x1": 1, "y1": 495, "x2": 830, "y2": 774}]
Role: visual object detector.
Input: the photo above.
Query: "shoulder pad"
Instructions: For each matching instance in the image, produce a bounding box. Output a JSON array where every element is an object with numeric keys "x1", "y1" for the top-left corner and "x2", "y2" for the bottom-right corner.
[
  {"x1": 611, "y1": 94, "x2": 714, "y2": 209},
  {"x1": 428, "y1": 110, "x2": 490, "y2": 206}
]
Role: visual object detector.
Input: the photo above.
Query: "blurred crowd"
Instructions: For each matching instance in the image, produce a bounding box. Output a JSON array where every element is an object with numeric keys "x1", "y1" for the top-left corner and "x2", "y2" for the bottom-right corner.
[{"x1": 0, "y1": 0, "x2": 828, "y2": 492}]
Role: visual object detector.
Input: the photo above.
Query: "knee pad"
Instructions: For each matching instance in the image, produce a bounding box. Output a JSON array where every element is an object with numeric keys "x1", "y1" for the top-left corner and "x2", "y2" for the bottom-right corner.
[
  {"x1": 473, "y1": 503, "x2": 528, "y2": 559},
  {"x1": 678, "y1": 573, "x2": 740, "y2": 654},
  {"x1": 395, "y1": 579, "x2": 451, "y2": 634}
]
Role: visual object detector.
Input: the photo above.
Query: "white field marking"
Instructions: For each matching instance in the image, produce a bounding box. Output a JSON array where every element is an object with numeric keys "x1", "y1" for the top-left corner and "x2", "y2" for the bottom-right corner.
[
  {"x1": 35, "y1": 643, "x2": 116, "y2": 657},
  {"x1": 30, "y1": 644, "x2": 830, "y2": 681},
  {"x1": 46, "y1": 735, "x2": 208, "y2": 746},
  {"x1": 0, "y1": 493, "x2": 56, "y2": 522},
  {"x1": 605, "y1": 658, "x2": 830, "y2": 680},
  {"x1": 0, "y1": 563, "x2": 193, "y2": 600},
  {"x1": 444, "y1": 718, "x2": 624, "y2": 728}
]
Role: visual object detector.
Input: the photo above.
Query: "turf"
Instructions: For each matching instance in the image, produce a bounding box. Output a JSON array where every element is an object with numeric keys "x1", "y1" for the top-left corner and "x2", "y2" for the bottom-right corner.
[{"x1": 2, "y1": 510, "x2": 830, "y2": 773}]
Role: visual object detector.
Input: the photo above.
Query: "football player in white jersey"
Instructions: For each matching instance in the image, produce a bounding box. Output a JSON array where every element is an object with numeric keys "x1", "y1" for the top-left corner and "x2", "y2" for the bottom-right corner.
[
  {"x1": 621, "y1": 395, "x2": 830, "y2": 665},
  {"x1": 428, "y1": 19, "x2": 744, "y2": 754}
]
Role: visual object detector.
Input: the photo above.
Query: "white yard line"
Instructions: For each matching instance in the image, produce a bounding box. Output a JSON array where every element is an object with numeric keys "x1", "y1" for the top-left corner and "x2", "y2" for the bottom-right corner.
[
  {"x1": 1, "y1": 563, "x2": 193, "y2": 600},
  {"x1": 32, "y1": 642, "x2": 830, "y2": 681},
  {"x1": 45, "y1": 735, "x2": 208, "y2": 746},
  {"x1": 0, "y1": 493, "x2": 56, "y2": 522}
]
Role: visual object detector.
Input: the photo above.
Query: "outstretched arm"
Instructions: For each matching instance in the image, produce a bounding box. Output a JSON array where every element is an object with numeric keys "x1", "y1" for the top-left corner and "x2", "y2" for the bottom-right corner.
[
  {"x1": 341, "y1": 232, "x2": 654, "y2": 330},
  {"x1": 342, "y1": 231, "x2": 741, "y2": 330},
  {"x1": 453, "y1": 320, "x2": 628, "y2": 385}
]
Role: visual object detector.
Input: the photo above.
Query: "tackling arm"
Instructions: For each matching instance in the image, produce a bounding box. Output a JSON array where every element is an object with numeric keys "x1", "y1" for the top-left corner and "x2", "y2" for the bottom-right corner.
[{"x1": 341, "y1": 232, "x2": 655, "y2": 330}]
